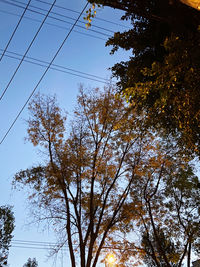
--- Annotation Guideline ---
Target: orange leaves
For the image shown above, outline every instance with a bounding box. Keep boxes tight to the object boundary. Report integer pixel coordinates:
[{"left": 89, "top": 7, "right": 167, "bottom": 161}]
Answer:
[
  {"left": 27, "top": 93, "right": 66, "bottom": 148},
  {"left": 13, "top": 84, "right": 200, "bottom": 267}
]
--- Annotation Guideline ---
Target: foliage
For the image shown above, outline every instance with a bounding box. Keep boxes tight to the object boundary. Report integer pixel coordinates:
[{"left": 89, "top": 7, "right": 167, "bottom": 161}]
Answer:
[
  {"left": 84, "top": 3, "right": 100, "bottom": 28},
  {"left": 88, "top": 0, "right": 200, "bottom": 156},
  {"left": 13, "top": 86, "right": 155, "bottom": 267},
  {"left": 141, "top": 229, "right": 179, "bottom": 267},
  {"left": 23, "top": 258, "right": 38, "bottom": 267},
  {"left": 113, "top": 148, "right": 200, "bottom": 266},
  {"left": 0, "top": 206, "right": 15, "bottom": 266},
  {"left": 13, "top": 86, "right": 200, "bottom": 266}
]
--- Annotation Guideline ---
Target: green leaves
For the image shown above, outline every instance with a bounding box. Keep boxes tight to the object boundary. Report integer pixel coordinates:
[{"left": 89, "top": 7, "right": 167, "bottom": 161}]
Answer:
[
  {"left": 90, "top": 0, "right": 200, "bottom": 157},
  {"left": 0, "top": 206, "right": 15, "bottom": 266}
]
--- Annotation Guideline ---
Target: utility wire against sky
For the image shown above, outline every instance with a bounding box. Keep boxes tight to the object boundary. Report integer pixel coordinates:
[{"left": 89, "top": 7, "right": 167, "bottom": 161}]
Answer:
[
  {"left": 0, "top": 1, "right": 89, "bottom": 145},
  {"left": 0, "top": 0, "right": 31, "bottom": 62},
  {"left": 0, "top": 0, "right": 56, "bottom": 101},
  {"left": 3, "top": 0, "right": 115, "bottom": 34},
  {"left": 0, "top": 0, "right": 112, "bottom": 38},
  {"left": 0, "top": 49, "right": 110, "bottom": 83},
  {"left": 11, "top": 240, "right": 137, "bottom": 251},
  {"left": 34, "top": 0, "right": 130, "bottom": 29},
  {"left": 0, "top": 9, "right": 107, "bottom": 41},
  {"left": 0, "top": 0, "right": 130, "bottom": 29}
]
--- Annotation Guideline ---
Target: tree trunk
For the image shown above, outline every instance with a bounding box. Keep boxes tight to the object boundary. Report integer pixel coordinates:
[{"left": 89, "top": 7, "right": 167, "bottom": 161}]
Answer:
[{"left": 187, "top": 242, "right": 191, "bottom": 267}]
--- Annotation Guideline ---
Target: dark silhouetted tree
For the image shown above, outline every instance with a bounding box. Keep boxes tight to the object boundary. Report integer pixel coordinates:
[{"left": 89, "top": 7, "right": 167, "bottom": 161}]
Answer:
[
  {"left": 87, "top": 0, "right": 200, "bottom": 156},
  {"left": 0, "top": 206, "right": 15, "bottom": 266},
  {"left": 23, "top": 258, "right": 38, "bottom": 267}
]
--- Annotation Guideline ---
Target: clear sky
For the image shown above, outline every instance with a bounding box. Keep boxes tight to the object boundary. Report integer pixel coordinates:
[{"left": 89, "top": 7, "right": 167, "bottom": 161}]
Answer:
[{"left": 0, "top": 0, "right": 131, "bottom": 266}]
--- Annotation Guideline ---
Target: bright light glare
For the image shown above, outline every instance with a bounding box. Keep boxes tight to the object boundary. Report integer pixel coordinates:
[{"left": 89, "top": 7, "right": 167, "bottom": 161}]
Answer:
[{"left": 106, "top": 254, "right": 116, "bottom": 263}]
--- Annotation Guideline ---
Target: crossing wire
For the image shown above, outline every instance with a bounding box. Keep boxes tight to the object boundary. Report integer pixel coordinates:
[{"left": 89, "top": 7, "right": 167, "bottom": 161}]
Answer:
[
  {"left": 4, "top": 0, "right": 115, "bottom": 34},
  {"left": 0, "top": 2, "right": 89, "bottom": 145},
  {"left": 0, "top": 9, "right": 107, "bottom": 41},
  {"left": 0, "top": 0, "right": 31, "bottom": 62},
  {"left": 0, "top": 0, "right": 130, "bottom": 29},
  {"left": 34, "top": 0, "right": 130, "bottom": 29},
  {"left": 0, "top": 49, "right": 110, "bottom": 83},
  {"left": 0, "top": 0, "right": 56, "bottom": 101},
  {"left": 0, "top": 0, "right": 112, "bottom": 38}
]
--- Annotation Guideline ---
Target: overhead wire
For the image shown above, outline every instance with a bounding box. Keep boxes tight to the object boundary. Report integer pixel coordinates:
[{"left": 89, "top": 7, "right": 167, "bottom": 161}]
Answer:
[
  {"left": 5, "top": 0, "right": 115, "bottom": 34},
  {"left": 0, "top": 0, "right": 31, "bottom": 62},
  {"left": 11, "top": 240, "right": 137, "bottom": 252},
  {"left": 11, "top": 240, "right": 68, "bottom": 250},
  {"left": 0, "top": 0, "right": 56, "bottom": 101},
  {"left": 13, "top": 239, "right": 63, "bottom": 245},
  {"left": 0, "top": 9, "right": 107, "bottom": 41},
  {"left": 1, "top": 0, "right": 130, "bottom": 29},
  {"left": 33, "top": 0, "right": 130, "bottom": 29},
  {"left": 0, "top": 48, "right": 110, "bottom": 83},
  {"left": 0, "top": 2, "right": 89, "bottom": 145},
  {"left": 0, "top": 0, "right": 113, "bottom": 38}
]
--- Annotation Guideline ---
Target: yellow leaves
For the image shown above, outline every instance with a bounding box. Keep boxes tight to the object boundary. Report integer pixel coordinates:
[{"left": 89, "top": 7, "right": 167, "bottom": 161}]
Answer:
[
  {"left": 27, "top": 94, "right": 66, "bottom": 149},
  {"left": 84, "top": 3, "right": 101, "bottom": 28}
]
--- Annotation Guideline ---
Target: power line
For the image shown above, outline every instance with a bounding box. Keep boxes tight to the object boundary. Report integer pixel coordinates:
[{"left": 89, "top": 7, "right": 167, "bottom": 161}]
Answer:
[
  {"left": 0, "top": 0, "right": 56, "bottom": 101},
  {"left": 0, "top": 49, "right": 110, "bottom": 83},
  {"left": 11, "top": 240, "right": 138, "bottom": 252},
  {"left": 11, "top": 245, "right": 68, "bottom": 250},
  {"left": 0, "top": 0, "right": 31, "bottom": 62},
  {"left": 6, "top": 0, "right": 115, "bottom": 34},
  {"left": 0, "top": 0, "right": 112, "bottom": 38},
  {"left": 11, "top": 240, "right": 68, "bottom": 250},
  {"left": 0, "top": 2, "right": 89, "bottom": 145},
  {"left": 28, "top": 0, "right": 131, "bottom": 29},
  {"left": 0, "top": 9, "right": 107, "bottom": 41},
  {"left": 13, "top": 239, "right": 62, "bottom": 245}
]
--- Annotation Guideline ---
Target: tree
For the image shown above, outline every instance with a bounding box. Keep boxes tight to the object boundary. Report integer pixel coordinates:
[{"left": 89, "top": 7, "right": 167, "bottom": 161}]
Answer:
[
  {"left": 13, "top": 86, "right": 200, "bottom": 267},
  {"left": 23, "top": 258, "right": 38, "bottom": 267},
  {"left": 0, "top": 206, "right": 15, "bottom": 266},
  {"left": 141, "top": 229, "right": 179, "bottom": 267},
  {"left": 112, "top": 147, "right": 200, "bottom": 267},
  {"left": 87, "top": 0, "right": 200, "bottom": 156},
  {"left": 13, "top": 86, "right": 156, "bottom": 267}
]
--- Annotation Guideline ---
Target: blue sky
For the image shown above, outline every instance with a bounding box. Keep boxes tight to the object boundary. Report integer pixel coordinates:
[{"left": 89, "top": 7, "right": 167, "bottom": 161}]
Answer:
[{"left": 0, "top": 0, "right": 132, "bottom": 266}]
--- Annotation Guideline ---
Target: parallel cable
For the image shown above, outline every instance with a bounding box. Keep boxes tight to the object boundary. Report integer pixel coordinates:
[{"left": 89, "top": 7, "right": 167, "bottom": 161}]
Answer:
[
  {"left": 0, "top": 0, "right": 56, "bottom": 101},
  {"left": 0, "top": 9, "right": 107, "bottom": 41},
  {"left": 0, "top": 50, "right": 109, "bottom": 84},
  {"left": 11, "top": 240, "right": 137, "bottom": 251},
  {"left": 0, "top": 2, "right": 89, "bottom": 145},
  {"left": 12, "top": 239, "right": 61, "bottom": 245},
  {"left": 0, "top": 0, "right": 31, "bottom": 62},
  {"left": 11, "top": 245, "right": 68, "bottom": 250},
  {"left": 0, "top": 0, "right": 130, "bottom": 29},
  {"left": 4, "top": 0, "right": 115, "bottom": 34},
  {"left": 0, "top": 0, "right": 112, "bottom": 38},
  {"left": 11, "top": 240, "right": 68, "bottom": 250},
  {"left": 0, "top": 49, "right": 110, "bottom": 83},
  {"left": 33, "top": 0, "right": 130, "bottom": 29}
]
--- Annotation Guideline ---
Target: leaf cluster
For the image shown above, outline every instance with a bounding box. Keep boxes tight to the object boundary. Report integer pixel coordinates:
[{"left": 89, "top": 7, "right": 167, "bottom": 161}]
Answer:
[
  {"left": 13, "top": 86, "right": 200, "bottom": 266},
  {"left": 88, "top": 0, "right": 200, "bottom": 156},
  {"left": 0, "top": 206, "right": 15, "bottom": 266}
]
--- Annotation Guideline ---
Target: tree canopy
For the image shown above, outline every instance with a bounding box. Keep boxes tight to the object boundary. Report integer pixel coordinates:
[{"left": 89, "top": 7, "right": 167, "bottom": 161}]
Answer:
[
  {"left": 23, "top": 258, "right": 38, "bottom": 267},
  {"left": 128, "top": 158, "right": 200, "bottom": 267},
  {"left": 97, "top": 131, "right": 200, "bottom": 266},
  {"left": 14, "top": 87, "right": 149, "bottom": 267},
  {"left": 0, "top": 206, "right": 15, "bottom": 266},
  {"left": 87, "top": 0, "right": 200, "bottom": 156},
  {"left": 13, "top": 86, "right": 200, "bottom": 266}
]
